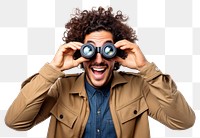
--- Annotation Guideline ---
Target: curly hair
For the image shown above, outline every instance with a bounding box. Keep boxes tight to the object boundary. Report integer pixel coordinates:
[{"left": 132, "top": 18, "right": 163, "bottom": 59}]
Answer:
[{"left": 63, "top": 6, "right": 137, "bottom": 70}]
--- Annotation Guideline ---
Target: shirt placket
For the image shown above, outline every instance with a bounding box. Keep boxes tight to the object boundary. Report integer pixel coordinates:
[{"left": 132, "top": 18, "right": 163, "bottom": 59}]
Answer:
[{"left": 96, "top": 90, "right": 103, "bottom": 138}]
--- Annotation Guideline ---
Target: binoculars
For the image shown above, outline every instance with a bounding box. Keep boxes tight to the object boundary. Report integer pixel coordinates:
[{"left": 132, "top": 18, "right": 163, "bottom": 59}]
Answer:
[{"left": 73, "top": 43, "right": 127, "bottom": 60}]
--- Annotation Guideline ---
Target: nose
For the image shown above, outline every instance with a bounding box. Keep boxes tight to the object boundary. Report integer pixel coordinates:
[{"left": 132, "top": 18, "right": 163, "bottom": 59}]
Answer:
[{"left": 94, "top": 53, "right": 103, "bottom": 63}]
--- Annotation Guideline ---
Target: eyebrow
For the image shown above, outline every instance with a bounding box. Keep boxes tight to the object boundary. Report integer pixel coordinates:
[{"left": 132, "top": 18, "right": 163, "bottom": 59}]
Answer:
[
  {"left": 85, "top": 40, "right": 113, "bottom": 45},
  {"left": 85, "top": 40, "right": 95, "bottom": 44}
]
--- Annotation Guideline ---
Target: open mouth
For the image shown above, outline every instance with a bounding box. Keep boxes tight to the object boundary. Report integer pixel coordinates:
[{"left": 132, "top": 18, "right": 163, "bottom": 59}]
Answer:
[{"left": 91, "top": 67, "right": 106, "bottom": 75}]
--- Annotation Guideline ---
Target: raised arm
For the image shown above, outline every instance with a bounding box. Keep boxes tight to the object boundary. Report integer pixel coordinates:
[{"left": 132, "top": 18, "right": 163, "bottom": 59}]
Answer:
[
  {"left": 140, "top": 63, "right": 195, "bottom": 129},
  {"left": 114, "top": 39, "right": 195, "bottom": 129},
  {"left": 5, "top": 42, "right": 87, "bottom": 130},
  {"left": 5, "top": 64, "right": 64, "bottom": 130}
]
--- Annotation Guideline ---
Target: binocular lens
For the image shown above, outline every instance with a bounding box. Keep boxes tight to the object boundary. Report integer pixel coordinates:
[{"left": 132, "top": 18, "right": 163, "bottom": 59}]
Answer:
[
  {"left": 104, "top": 46, "right": 114, "bottom": 56},
  {"left": 80, "top": 44, "right": 95, "bottom": 59},
  {"left": 102, "top": 44, "right": 117, "bottom": 59},
  {"left": 83, "top": 46, "right": 93, "bottom": 56}
]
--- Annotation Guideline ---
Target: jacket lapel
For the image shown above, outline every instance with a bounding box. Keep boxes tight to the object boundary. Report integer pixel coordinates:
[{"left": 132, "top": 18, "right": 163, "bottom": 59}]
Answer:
[
  {"left": 68, "top": 71, "right": 128, "bottom": 96},
  {"left": 111, "top": 71, "right": 128, "bottom": 89},
  {"left": 69, "top": 73, "right": 87, "bottom": 98}
]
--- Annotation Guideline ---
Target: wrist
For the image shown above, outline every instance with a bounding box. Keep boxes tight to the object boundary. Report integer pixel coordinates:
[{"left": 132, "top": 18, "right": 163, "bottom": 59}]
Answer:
[
  {"left": 39, "top": 63, "right": 65, "bottom": 83},
  {"left": 139, "top": 62, "right": 162, "bottom": 81},
  {"left": 49, "top": 62, "right": 63, "bottom": 72},
  {"left": 137, "top": 61, "right": 150, "bottom": 71}
]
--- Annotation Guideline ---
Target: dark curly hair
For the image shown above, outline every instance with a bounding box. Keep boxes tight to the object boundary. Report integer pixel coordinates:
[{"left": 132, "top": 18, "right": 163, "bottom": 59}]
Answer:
[{"left": 63, "top": 6, "right": 137, "bottom": 70}]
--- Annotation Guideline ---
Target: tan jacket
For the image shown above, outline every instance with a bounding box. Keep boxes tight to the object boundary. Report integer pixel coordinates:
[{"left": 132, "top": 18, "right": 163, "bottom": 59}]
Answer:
[{"left": 5, "top": 63, "right": 195, "bottom": 138}]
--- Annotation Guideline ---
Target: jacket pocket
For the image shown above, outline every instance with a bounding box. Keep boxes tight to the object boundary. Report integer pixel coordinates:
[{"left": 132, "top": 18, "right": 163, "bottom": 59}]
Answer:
[
  {"left": 117, "top": 96, "right": 148, "bottom": 124},
  {"left": 50, "top": 102, "right": 78, "bottom": 128}
]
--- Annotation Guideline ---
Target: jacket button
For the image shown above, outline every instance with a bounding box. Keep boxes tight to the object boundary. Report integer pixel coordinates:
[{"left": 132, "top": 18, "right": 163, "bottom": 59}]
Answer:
[
  {"left": 59, "top": 114, "right": 63, "bottom": 119},
  {"left": 133, "top": 110, "right": 137, "bottom": 115}
]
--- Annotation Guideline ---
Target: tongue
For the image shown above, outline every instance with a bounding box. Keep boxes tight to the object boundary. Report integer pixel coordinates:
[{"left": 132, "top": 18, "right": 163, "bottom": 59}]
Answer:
[{"left": 93, "top": 70, "right": 103, "bottom": 75}]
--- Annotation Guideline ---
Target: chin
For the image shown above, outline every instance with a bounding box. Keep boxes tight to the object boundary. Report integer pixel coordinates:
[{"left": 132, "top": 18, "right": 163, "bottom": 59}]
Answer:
[{"left": 91, "top": 80, "right": 106, "bottom": 88}]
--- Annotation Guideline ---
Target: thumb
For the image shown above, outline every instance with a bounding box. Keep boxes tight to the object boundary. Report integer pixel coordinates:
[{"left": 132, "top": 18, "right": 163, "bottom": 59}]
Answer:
[
  {"left": 114, "top": 56, "right": 124, "bottom": 65},
  {"left": 75, "top": 57, "right": 89, "bottom": 66}
]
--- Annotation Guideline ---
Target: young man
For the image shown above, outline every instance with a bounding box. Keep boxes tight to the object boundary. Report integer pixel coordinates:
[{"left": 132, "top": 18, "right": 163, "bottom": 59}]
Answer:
[{"left": 5, "top": 7, "right": 195, "bottom": 138}]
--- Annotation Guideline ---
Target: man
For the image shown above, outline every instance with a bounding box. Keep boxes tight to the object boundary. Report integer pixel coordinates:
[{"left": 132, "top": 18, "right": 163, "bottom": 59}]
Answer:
[{"left": 5, "top": 6, "right": 195, "bottom": 138}]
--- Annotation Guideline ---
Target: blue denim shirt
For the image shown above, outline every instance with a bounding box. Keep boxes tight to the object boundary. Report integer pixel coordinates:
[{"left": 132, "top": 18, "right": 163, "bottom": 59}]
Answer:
[{"left": 83, "top": 79, "right": 116, "bottom": 138}]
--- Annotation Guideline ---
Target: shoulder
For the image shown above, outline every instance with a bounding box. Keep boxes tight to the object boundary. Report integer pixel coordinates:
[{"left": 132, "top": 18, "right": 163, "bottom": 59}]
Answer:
[
  {"left": 54, "top": 73, "right": 84, "bottom": 91},
  {"left": 59, "top": 73, "right": 83, "bottom": 83},
  {"left": 114, "top": 71, "right": 144, "bottom": 84},
  {"left": 64, "top": 73, "right": 82, "bottom": 78},
  {"left": 118, "top": 71, "right": 141, "bottom": 78}
]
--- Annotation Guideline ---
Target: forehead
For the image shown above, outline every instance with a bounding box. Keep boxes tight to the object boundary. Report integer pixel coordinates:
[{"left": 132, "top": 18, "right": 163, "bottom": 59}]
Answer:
[{"left": 84, "top": 31, "right": 113, "bottom": 45}]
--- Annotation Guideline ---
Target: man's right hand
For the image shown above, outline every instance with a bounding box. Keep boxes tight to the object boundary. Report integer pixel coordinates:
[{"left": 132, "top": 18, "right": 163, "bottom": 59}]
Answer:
[{"left": 50, "top": 42, "right": 89, "bottom": 71}]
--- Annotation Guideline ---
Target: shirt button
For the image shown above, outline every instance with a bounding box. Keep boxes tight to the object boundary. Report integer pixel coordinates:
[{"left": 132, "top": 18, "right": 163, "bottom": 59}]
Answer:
[
  {"left": 97, "top": 110, "right": 101, "bottom": 114},
  {"left": 97, "top": 129, "right": 100, "bottom": 133}
]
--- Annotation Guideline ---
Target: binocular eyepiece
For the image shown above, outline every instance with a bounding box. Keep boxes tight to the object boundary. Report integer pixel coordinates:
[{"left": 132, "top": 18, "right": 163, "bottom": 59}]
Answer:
[{"left": 73, "top": 43, "right": 127, "bottom": 60}]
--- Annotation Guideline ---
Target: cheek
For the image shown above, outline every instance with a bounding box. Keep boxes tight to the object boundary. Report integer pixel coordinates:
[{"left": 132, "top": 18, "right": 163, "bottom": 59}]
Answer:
[
  {"left": 82, "top": 62, "right": 89, "bottom": 69},
  {"left": 108, "top": 61, "right": 115, "bottom": 70}
]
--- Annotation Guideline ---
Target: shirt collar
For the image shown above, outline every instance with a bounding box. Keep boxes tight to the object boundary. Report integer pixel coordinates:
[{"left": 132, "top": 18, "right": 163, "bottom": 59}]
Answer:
[
  {"left": 69, "top": 71, "right": 128, "bottom": 96},
  {"left": 85, "top": 76, "right": 111, "bottom": 99}
]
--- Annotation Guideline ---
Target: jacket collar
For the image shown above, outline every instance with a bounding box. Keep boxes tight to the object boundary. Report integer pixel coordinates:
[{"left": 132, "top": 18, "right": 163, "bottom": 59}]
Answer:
[
  {"left": 69, "top": 73, "right": 87, "bottom": 97},
  {"left": 111, "top": 71, "right": 128, "bottom": 89},
  {"left": 69, "top": 71, "right": 128, "bottom": 97}
]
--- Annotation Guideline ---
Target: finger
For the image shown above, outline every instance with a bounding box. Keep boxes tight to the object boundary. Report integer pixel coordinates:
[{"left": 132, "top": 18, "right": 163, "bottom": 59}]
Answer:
[
  {"left": 120, "top": 44, "right": 140, "bottom": 53},
  {"left": 69, "top": 42, "right": 83, "bottom": 50},
  {"left": 62, "top": 42, "right": 83, "bottom": 50},
  {"left": 113, "top": 56, "right": 125, "bottom": 65},
  {"left": 114, "top": 40, "right": 126, "bottom": 48},
  {"left": 74, "top": 57, "right": 89, "bottom": 66},
  {"left": 119, "top": 45, "right": 131, "bottom": 50},
  {"left": 115, "top": 40, "right": 138, "bottom": 49},
  {"left": 60, "top": 44, "right": 80, "bottom": 54}
]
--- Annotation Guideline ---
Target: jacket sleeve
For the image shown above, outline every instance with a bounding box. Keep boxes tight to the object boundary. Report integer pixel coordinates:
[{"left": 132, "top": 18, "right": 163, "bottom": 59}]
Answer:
[
  {"left": 5, "top": 63, "right": 65, "bottom": 131},
  {"left": 140, "top": 62, "right": 195, "bottom": 130}
]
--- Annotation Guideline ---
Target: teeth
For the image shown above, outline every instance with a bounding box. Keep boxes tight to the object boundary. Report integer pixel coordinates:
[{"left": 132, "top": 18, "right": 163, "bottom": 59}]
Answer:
[{"left": 93, "top": 68, "right": 105, "bottom": 71}]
